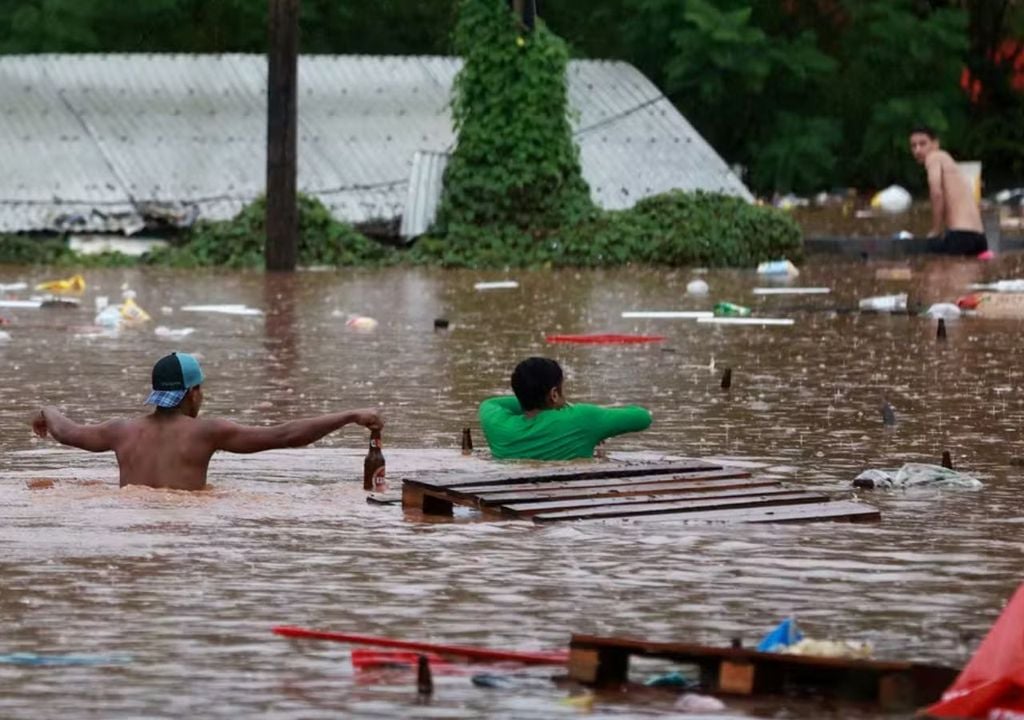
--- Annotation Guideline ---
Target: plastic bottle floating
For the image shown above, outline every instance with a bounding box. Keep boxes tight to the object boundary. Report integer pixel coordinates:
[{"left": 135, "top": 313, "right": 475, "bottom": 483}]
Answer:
[
  {"left": 713, "top": 302, "right": 751, "bottom": 317},
  {"left": 35, "top": 274, "right": 86, "bottom": 294}
]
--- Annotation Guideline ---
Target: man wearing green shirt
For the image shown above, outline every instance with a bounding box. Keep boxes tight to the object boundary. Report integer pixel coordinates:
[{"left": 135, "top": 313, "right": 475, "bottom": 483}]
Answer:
[{"left": 479, "top": 357, "right": 652, "bottom": 460}]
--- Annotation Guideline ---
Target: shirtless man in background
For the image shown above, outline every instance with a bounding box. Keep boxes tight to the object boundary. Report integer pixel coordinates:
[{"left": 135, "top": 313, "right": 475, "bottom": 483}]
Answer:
[
  {"left": 31, "top": 352, "right": 383, "bottom": 491},
  {"left": 909, "top": 126, "right": 987, "bottom": 255}
]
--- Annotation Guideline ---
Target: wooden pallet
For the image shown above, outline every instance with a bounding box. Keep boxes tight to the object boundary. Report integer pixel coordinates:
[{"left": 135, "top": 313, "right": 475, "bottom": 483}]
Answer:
[
  {"left": 400, "top": 459, "right": 880, "bottom": 524},
  {"left": 568, "top": 634, "right": 958, "bottom": 711}
]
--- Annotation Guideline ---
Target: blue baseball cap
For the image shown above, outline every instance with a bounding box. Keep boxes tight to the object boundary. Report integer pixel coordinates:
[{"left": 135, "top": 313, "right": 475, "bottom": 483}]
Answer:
[{"left": 145, "top": 352, "right": 205, "bottom": 408}]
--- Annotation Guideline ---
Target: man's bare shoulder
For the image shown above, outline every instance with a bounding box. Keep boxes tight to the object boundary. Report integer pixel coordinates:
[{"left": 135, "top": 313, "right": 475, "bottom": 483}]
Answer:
[{"left": 926, "top": 150, "right": 955, "bottom": 168}]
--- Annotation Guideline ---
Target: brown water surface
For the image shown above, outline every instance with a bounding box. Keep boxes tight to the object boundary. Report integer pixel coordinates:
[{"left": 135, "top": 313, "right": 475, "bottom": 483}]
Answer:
[{"left": 1, "top": 257, "right": 1023, "bottom": 718}]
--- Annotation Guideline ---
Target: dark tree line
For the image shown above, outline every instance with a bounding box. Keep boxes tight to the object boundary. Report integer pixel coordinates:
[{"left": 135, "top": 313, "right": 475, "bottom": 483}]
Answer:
[{"left": 1, "top": 0, "right": 1020, "bottom": 193}]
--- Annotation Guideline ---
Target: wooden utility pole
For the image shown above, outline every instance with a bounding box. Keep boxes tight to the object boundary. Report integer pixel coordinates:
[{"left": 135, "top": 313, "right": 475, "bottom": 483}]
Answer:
[
  {"left": 508, "top": 0, "right": 536, "bottom": 29},
  {"left": 265, "top": 0, "right": 300, "bottom": 271}
]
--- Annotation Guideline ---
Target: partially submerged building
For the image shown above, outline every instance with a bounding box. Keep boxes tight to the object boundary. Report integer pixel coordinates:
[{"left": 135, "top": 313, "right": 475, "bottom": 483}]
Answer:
[{"left": 0, "top": 54, "right": 750, "bottom": 238}]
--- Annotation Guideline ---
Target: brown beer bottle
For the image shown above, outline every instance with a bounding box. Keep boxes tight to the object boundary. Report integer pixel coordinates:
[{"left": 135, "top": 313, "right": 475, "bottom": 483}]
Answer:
[
  {"left": 363, "top": 429, "right": 386, "bottom": 491},
  {"left": 461, "top": 427, "right": 473, "bottom": 455}
]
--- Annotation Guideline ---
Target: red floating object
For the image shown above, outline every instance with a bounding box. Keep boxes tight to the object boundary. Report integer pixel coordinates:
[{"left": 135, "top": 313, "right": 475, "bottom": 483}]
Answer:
[
  {"left": 350, "top": 649, "right": 448, "bottom": 670},
  {"left": 545, "top": 333, "right": 665, "bottom": 345},
  {"left": 272, "top": 626, "right": 568, "bottom": 665}
]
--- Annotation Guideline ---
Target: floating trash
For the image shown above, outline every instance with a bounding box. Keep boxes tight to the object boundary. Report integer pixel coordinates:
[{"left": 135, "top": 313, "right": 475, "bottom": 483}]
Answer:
[
  {"left": 675, "top": 693, "right": 727, "bottom": 712},
  {"left": 752, "top": 287, "right": 831, "bottom": 295},
  {"left": 686, "top": 279, "right": 709, "bottom": 295},
  {"left": 713, "top": 302, "right": 751, "bottom": 317},
  {"left": 859, "top": 293, "right": 907, "bottom": 313},
  {"left": 925, "top": 303, "right": 962, "bottom": 320},
  {"left": 756, "top": 259, "right": 799, "bottom": 277},
  {"left": 346, "top": 316, "right": 379, "bottom": 331},
  {"left": 0, "top": 652, "right": 132, "bottom": 667},
  {"left": 852, "top": 463, "right": 982, "bottom": 490},
  {"left": 474, "top": 280, "right": 519, "bottom": 291},
  {"left": 969, "top": 279, "right": 1024, "bottom": 293},
  {"left": 699, "top": 317, "right": 795, "bottom": 326},
  {"left": 0, "top": 300, "right": 42, "bottom": 309},
  {"left": 154, "top": 326, "right": 195, "bottom": 339},
  {"left": 180, "top": 304, "right": 262, "bottom": 316},
  {"left": 621, "top": 311, "right": 713, "bottom": 319},
  {"left": 0, "top": 330, "right": 10, "bottom": 342},
  {"left": 871, "top": 185, "right": 912, "bottom": 214},
  {"left": 35, "top": 274, "right": 85, "bottom": 294},
  {"left": 0, "top": 282, "right": 28, "bottom": 292}
]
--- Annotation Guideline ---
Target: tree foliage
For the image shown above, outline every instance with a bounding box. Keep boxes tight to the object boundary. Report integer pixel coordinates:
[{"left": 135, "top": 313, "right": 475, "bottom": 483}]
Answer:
[
  {"left": 434, "top": 0, "right": 595, "bottom": 234},
  {"left": 0, "top": 0, "right": 1020, "bottom": 192}
]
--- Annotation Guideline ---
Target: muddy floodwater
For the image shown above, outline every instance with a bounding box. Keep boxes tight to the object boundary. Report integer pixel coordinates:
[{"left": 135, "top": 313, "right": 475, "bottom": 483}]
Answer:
[{"left": 2, "top": 256, "right": 1023, "bottom": 719}]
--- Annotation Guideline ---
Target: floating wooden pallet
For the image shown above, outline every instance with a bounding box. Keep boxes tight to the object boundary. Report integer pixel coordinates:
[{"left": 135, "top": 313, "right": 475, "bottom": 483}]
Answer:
[
  {"left": 568, "top": 634, "right": 958, "bottom": 711},
  {"left": 400, "top": 459, "right": 880, "bottom": 524}
]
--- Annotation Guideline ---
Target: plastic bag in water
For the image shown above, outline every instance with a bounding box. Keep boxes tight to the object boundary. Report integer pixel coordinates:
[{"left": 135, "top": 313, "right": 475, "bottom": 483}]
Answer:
[{"left": 853, "top": 463, "right": 982, "bottom": 490}]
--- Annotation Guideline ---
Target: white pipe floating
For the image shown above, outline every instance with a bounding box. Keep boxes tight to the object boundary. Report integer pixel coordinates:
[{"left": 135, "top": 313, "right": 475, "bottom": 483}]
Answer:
[
  {"left": 0, "top": 300, "right": 42, "bottom": 309},
  {"left": 752, "top": 287, "right": 831, "bottom": 295},
  {"left": 698, "top": 317, "right": 795, "bottom": 326},
  {"left": 474, "top": 280, "right": 519, "bottom": 290},
  {"left": 180, "top": 304, "right": 263, "bottom": 316},
  {"left": 621, "top": 311, "right": 714, "bottom": 319}
]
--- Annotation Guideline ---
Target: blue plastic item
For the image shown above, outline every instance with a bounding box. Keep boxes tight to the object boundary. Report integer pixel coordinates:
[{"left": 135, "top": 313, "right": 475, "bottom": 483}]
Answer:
[{"left": 756, "top": 618, "right": 803, "bottom": 653}]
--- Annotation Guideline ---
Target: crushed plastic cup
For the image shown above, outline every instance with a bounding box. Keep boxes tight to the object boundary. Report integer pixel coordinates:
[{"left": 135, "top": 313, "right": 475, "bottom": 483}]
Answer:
[{"left": 858, "top": 293, "right": 907, "bottom": 313}]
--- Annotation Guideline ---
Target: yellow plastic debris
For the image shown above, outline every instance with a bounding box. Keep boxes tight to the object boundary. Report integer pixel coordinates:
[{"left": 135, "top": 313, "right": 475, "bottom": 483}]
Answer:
[
  {"left": 35, "top": 274, "right": 86, "bottom": 294},
  {"left": 119, "top": 296, "right": 151, "bottom": 325}
]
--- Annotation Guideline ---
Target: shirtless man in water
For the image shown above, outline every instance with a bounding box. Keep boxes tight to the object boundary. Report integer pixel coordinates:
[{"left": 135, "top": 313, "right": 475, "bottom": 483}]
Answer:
[
  {"left": 909, "top": 125, "right": 987, "bottom": 255},
  {"left": 31, "top": 352, "right": 383, "bottom": 491}
]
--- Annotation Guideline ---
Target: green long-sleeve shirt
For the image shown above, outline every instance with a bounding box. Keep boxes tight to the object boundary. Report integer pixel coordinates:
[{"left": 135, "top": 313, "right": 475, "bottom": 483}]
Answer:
[{"left": 478, "top": 396, "right": 652, "bottom": 460}]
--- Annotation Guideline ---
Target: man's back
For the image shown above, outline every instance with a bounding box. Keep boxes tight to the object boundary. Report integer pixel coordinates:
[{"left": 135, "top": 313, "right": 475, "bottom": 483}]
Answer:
[
  {"left": 479, "top": 396, "right": 651, "bottom": 460},
  {"left": 928, "top": 149, "right": 983, "bottom": 232},
  {"left": 112, "top": 414, "right": 217, "bottom": 490}
]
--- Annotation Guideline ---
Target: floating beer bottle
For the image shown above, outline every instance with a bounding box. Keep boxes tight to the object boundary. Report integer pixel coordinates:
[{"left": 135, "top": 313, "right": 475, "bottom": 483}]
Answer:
[
  {"left": 461, "top": 427, "right": 473, "bottom": 455},
  {"left": 363, "top": 429, "right": 386, "bottom": 491}
]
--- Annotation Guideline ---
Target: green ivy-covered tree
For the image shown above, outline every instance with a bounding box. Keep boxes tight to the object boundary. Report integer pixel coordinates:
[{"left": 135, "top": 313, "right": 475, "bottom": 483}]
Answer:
[{"left": 433, "top": 0, "right": 595, "bottom": 236}]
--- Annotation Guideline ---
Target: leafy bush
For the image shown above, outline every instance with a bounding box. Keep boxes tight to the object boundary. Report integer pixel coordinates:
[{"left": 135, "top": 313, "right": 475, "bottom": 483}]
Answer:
[
  {"left": 435, "top": 0, "right": 596, "bottom": 234},
  {"left": 0, "top": 235, "right": 138, "bottom": 267},
  {"left": 412, "top": 190, "right": 802, "bottom": 268},
  {"left": 146, "top": 194, "right": 395, "bottom": 268}
]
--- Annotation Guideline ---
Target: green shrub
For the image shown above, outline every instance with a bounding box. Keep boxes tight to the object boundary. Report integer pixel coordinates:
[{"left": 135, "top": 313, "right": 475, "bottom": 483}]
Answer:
[
  {"left": 435, "top": 0, "right": 596, "bottom": 235},
  {"left": 145, "top": 194, "right": 395, "bottom": 268},
  {"left": 412, "top": 190, "right": 802, "bottom": 268}
]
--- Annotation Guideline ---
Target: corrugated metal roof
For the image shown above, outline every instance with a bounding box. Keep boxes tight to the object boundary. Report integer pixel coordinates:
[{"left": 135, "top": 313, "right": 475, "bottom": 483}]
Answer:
[{"left": 0, "top": 54, "right": 749, "bottom": 235}]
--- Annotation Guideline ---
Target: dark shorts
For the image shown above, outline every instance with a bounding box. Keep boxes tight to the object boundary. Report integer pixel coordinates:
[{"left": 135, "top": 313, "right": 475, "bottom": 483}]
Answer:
[{"left": 927, "top": 230, "right": 988, "bottom": 256}]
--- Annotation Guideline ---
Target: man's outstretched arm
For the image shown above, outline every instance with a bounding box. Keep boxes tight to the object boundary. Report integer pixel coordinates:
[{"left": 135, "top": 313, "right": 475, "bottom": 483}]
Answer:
[
  {"left": 207, "top": 408, "right": 384, "bottom": 454},
  {"left": 31, "top": 406, "right": 122, "bottom": 452}
]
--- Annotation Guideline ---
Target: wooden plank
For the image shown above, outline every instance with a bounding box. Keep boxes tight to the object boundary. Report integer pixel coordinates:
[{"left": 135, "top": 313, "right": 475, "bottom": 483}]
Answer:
[
  {"left": 536, "top": 500, "right": 880, "bottom": 525},
  {"left": 502, "top": 486, "right": 813, "bottom": 516},
  {"left": 530, "top": 491, "right": 827, "bottom": 522},
  {"left": 450, "top": 468, "right": 750, "bottom": 496},
  {"left": 568, "top": 635, "right": 958, "bottom": 705},
  {"left": 475, "top": 476, "right": 777, "bottom": 506},
  {"left": 402, "top": 460, "right": 722, "bottom": 490}
]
